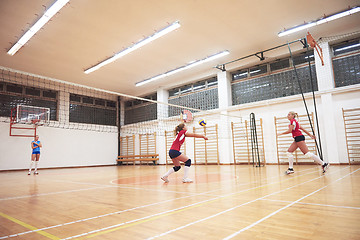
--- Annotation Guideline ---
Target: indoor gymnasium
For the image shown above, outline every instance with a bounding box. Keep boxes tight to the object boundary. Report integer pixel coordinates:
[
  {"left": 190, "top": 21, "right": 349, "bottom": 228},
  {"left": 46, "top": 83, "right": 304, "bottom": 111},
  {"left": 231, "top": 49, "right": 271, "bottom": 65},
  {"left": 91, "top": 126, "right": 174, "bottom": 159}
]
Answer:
[{"left": 0, "top": 0, "right": 360, "bottom": 239}]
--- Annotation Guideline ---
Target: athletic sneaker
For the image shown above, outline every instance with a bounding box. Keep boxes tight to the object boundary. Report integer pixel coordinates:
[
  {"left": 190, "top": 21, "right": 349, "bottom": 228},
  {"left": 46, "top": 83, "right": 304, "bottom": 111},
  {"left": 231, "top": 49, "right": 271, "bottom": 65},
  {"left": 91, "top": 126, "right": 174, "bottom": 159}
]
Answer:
[
  {"left": 34, "top": 171, "right": 39, "bottom": 175},
  {"left": 322, "top": 163, "right": 329, "bottom": 173},
  {"left": 182, "top": 178, "right": 193, "bottom": 183},
  {"left": 286, "top": 168, "right": 294, "bottom": 175},
  {"left": 161, "top": 176, "right": 169, "bottom": 183}
]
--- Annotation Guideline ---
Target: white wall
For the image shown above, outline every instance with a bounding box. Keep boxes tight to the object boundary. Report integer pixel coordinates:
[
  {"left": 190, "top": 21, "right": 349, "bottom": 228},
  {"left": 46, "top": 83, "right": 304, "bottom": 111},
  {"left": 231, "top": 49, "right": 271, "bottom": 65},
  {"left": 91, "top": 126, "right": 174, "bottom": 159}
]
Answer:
[
  {"left": 0, "top": 122, "right": 117, "bottom": 170},
  {"left": 120, "top": 83, "right": 359, "bottom": 165},
  {"left": 0, "top": 67, "right": 119, "bottom": 171},
  {"left": 224, "top": 86, "right": 360, "bottom": 164}
]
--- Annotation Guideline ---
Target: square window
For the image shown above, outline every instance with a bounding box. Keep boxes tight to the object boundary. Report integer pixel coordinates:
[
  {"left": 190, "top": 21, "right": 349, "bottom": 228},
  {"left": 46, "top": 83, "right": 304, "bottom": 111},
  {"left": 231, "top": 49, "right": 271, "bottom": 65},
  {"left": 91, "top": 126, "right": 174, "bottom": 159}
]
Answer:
[
  {"left": 43, "top": 90, "right": 57, "bottom": 99},
  {"left": 249, "top": 65, "right": 267, "bottom": 76},
  {"left": 25, "top": 87, "right": 41, "bottom": 96},
  {"left": 95, "top": 99, "right": 105, "bottom": 106},
  {"left": 82, "top": 96, "right": 94, "bottom": 104},
  {"left": 70, "top": 94, "right": 81, "bottom": 102},
  {"left": 232, "top": 69, "right": 248, "bottom": 80},
  {"left": 6, "top": 84, "right": 23, "bottom": 94},
  {"left": 107, "top": 101, "right": 116, "bottom": 108}
]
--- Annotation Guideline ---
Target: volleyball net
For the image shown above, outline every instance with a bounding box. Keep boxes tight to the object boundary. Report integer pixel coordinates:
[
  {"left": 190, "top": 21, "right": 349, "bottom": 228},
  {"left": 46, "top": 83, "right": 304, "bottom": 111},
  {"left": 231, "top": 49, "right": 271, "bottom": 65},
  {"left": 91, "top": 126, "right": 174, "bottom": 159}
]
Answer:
[{"left": 0, "top": 67, "right": 241, "bottom": 136}]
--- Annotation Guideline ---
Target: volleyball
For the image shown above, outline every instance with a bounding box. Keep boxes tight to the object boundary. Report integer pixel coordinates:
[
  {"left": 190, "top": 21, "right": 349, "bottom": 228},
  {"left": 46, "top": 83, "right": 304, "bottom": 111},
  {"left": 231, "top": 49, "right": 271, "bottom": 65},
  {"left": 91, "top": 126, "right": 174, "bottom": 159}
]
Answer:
[{"left": 198, "top": 119, "right": 206, "bottom": 126}]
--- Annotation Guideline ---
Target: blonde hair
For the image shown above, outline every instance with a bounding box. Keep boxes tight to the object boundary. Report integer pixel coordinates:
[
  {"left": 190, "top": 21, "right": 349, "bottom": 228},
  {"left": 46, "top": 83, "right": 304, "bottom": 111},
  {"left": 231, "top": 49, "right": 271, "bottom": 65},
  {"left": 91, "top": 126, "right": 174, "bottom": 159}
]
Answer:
[
  {"left": 289, "top": 111, "right": 298, "bottom": 119},
  {"left": 174, "top": 123, "right": 185, "bottom": 136}
]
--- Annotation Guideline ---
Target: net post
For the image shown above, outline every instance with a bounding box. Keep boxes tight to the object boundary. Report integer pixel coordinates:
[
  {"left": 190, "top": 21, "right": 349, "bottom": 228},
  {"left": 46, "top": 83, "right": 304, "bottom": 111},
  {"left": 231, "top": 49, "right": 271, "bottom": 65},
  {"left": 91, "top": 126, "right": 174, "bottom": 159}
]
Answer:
[
  {"left": 305, "top": 32, "right": 324, "bottom": 160},
  {"left": 287, "top": 39, "right": 323, "bottom": 160}
]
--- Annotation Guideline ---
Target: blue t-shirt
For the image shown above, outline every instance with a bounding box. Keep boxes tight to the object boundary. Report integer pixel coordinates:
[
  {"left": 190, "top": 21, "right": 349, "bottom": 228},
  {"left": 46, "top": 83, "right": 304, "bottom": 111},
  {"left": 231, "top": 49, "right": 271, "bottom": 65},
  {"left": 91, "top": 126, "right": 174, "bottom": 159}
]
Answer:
[{"left": 32, "top": 141, "right": 41, "bottom": 154}]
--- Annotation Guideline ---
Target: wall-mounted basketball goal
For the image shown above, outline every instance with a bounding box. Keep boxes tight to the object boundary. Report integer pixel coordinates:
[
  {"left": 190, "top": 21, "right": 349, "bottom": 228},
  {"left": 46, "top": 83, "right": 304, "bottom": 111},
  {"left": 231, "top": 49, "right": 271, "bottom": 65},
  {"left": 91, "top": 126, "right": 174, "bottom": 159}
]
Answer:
[{"left": 10, "top": 105, "right": 50, "bottom": 137}]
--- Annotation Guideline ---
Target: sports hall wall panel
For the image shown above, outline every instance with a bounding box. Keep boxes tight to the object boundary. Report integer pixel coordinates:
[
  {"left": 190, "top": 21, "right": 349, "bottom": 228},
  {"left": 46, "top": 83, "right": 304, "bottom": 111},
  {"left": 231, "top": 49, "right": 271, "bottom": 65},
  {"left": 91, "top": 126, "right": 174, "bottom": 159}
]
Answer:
[
  {"left": 0, "top": 122, "right": 117, "bottom": 170},
  {"left": 332, "top": 91, "right": 360, "bottom": 164},
  {"left": 0, "top": 68, "right": 118, "bottom": 170}
]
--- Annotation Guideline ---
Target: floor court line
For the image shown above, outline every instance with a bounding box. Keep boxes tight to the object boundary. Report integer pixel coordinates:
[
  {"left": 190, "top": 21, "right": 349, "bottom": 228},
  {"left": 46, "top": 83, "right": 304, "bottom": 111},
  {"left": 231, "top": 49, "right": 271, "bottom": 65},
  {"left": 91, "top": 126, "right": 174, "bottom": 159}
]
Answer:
[
  {"left": 0, "top": 166, "right": 321, "bottom": 239},
  {"left": 0, "top": 193, "right": 209, "bottom": 240},
  {"left": 66, "top": 167, "right": 343, "bottom": 239},
  {"left": 54, "top": 179, "right": 202, "bottom": 195},
  {"left": 57, "top": 165, "right": 317, "bottom": 195},
  {"left": 54, "top": 166, "right": 319, "bottom": 198},
  {"left": 261, "top": 198, "right": 360, "bottom": 210},
  {"left": 145, "top": 166, "right": 352, "bottom": 240},
  {"left": 0, "top": 212, "right": 61, "bottom": 240},
  {"left": 223, "top": 167, "right": 360, "bottom": 240},
  {"left": 0, "top": 185, "right": 115, "bottom": 201}
]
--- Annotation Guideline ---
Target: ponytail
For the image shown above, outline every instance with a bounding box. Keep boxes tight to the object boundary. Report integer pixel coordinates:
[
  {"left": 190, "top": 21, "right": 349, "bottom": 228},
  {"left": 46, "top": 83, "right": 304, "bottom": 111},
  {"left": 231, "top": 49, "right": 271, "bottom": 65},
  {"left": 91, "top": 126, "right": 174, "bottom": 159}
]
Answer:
[
  {"left": 174, "top": 123, "right": 185, "bottom": 136},
  {"left": 289, "top": 111, "right": 298, "bottom": 119}
]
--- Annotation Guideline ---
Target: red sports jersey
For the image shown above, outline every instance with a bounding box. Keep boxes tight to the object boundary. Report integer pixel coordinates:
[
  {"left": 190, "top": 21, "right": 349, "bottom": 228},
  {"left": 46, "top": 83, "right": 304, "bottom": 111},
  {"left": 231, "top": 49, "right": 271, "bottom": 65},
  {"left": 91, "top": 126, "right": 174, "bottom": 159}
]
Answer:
[
  {"left": 290, "top": 119, "right": 303, "bottom": 138},
  {"left": 170, "top": 130, "right": 187, "bottom": 151}
]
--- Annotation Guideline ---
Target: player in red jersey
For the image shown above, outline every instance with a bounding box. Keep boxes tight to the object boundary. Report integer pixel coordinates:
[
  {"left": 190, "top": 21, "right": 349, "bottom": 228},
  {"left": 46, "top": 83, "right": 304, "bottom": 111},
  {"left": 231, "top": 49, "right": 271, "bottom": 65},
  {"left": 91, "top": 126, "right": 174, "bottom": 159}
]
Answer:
[
  {"left": 278, "top": 111, "right": 329, "bottom": 174},
  {"left": 161, "top": 123, "right": 208, "bottom": 183}
]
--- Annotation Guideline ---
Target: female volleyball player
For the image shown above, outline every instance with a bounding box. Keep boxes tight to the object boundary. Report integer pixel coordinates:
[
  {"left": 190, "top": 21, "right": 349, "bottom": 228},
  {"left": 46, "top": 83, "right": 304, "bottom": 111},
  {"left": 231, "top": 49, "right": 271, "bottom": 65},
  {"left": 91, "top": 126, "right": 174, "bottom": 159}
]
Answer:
[
  {"left": 161, "top": 123, "right": 208, "bottom": 183},
  {"left": 28, "top": 135, "right": 42, "bottom": 175},
  {"left": 278, "top": 111, "right": 329, "bottom": 174}
]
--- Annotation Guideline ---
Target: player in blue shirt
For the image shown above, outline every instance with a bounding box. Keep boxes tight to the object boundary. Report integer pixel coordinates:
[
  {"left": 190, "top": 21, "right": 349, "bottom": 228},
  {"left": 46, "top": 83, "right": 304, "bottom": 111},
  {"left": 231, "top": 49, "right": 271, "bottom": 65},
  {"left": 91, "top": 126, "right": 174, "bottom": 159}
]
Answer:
[{"left": 29, "top": 135, "right": 42, "bottom": 175}]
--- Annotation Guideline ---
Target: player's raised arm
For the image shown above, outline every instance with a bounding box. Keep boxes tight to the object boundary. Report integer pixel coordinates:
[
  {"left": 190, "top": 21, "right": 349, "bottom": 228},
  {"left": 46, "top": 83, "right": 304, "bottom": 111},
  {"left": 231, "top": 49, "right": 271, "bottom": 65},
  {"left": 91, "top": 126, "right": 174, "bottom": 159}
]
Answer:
[{"left": 185, "top": 132, "right": 208, "bottom": 140}]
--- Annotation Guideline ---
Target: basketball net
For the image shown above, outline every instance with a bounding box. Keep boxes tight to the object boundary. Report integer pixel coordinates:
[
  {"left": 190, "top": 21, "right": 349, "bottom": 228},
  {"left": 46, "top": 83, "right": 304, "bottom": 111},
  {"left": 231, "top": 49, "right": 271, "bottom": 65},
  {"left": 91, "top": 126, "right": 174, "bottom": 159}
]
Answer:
[
  {"left": 306, "top": 32, "right": 324, "bottom": 66},
  {"left": 31, "top": 119, "right": 40, "bottom": 126},
  {"left": 181, "top": 110, "right": 193, "bottom": 123}
]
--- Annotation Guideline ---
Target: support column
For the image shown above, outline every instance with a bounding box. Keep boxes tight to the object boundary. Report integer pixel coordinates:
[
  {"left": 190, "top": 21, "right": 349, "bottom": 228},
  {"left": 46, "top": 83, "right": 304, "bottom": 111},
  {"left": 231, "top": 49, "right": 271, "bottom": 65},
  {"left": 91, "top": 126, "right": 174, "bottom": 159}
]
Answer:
[
  {"left": 217, "top": 71, "right": 232, "bottom": 109},
  {"left": 315, "top": 41, "right": 335, "bottom": 90},
  {"left": 58, "top": 90, "right": 69, "bottom": 128},
  {"left": 157, "top": 88, "right": 169, "bottom": 164},
  {"left": 157, "top": 88, "right": 169, "bottom": 119},
  {"left": 217, "top": 71, "right": 233, "bottom": 164},
  {"left": 315, "top": 41, "right": 339, "bottom": 164},
  {"left": 120, "top": 100, "right": 125, "bottom": 126}
]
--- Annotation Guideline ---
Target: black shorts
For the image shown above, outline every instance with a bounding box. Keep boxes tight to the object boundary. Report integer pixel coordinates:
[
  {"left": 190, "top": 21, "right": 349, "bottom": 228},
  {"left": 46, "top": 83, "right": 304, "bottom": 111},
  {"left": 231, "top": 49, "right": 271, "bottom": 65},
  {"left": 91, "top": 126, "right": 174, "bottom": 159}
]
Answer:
[
  {"left": 294, "top": 135, "right": 305, "bottom": 142},
  {"left": 169, "top": 149, "right": 181, "bottom": 159}
]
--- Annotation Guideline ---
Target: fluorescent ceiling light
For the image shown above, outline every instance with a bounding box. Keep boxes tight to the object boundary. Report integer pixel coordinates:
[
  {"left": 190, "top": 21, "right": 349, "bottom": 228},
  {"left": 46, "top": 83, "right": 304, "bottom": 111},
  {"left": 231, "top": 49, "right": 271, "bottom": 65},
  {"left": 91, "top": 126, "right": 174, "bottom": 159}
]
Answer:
[
  {"left": 135, "top": 51, "right": 230, "bottom": 87},
  {"left": 278, "top": 6, "right": 360, "bottom": 37},
  {"left": 236, "top": 72, "right": 248, "bottom": 77},
  {"left": 7, "top": 0, "right": 69, "bottom": 55},
  {"left": 249, "top": 69, "right": 261, "bottom": 75},
  {"left": 335, "top": 43, "right": 360, "bottom": 52},
  {"left": 84, "top": 21, "right": 181, "bottom": 74}
]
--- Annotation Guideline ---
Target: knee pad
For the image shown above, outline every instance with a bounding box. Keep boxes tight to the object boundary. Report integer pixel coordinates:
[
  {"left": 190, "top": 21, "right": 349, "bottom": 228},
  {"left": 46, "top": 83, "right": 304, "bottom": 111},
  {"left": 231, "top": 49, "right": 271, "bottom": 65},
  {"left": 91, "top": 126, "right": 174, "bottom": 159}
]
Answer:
[
  {"left": 305, "top": 152, "right": 313, "bottom": 159},
  {"left": 173, "top": 166, "right": 181, "bottom": 172},
  {"left": 185, "top": 159, "right": 191, "bottom": 167},
  {"left": 287, "top": 152, "right": 294, "bottom": 158}
]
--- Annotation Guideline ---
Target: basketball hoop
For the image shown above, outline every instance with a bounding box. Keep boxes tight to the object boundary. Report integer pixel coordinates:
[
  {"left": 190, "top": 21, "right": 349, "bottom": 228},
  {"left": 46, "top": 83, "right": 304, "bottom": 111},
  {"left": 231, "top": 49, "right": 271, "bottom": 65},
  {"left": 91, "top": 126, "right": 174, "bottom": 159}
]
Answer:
[
  {"left": 9, "top": 105, "right": 49, "bottom": 137},
  {"left": 180, "top": 110, "right": 193, "bottom": 123},
  {"left": 306, "top": 32, "right": 324, "bottom": 66}
]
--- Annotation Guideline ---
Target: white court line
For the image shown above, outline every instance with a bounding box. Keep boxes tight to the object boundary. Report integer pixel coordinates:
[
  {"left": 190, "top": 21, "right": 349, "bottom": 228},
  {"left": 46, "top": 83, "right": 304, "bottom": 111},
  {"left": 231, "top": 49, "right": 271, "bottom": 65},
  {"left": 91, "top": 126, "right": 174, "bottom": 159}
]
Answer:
[
  {"left": 223, "top": 167, "right": 360, "bottom": 240},
  {"left": 0, "top": 194, "right": 211, "bottom": 240},
  {"left": 62, "top": 167, "right": 334, "bottom": 240},
  {"left": 0, "top": 186, "right": 116, "bottom": 201},
  {"left": 146, "top": 166, "right": 351, "bottom": 240},
  {"left": 0, "top": 166, "right": 318, "bottom": 239},
  {"left": 54, "top": 179, "right": 204, "bottom": 195},
  {"left": 261, "top": 198, "right": 360, "bottom": 210}
]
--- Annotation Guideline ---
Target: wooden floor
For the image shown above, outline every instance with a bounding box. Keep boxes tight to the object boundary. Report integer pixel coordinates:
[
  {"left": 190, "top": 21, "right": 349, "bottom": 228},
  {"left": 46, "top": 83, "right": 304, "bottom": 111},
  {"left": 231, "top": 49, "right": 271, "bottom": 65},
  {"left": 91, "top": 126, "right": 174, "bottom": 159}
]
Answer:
[{"left": 0, "top": 165, "right": 359, "bottom": 240}]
